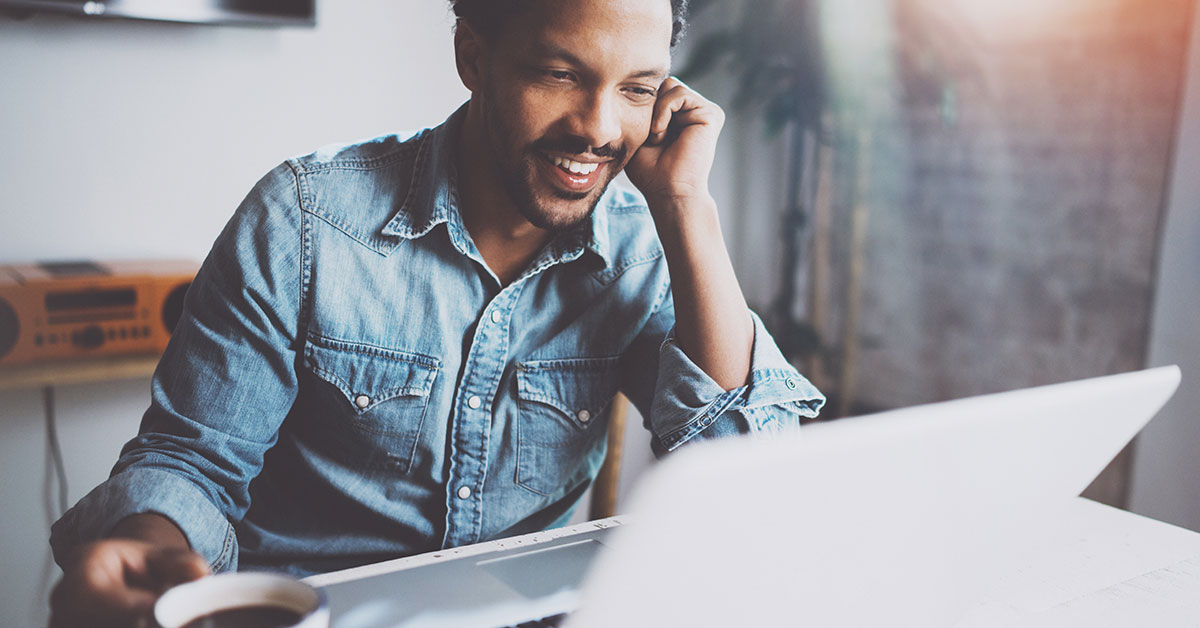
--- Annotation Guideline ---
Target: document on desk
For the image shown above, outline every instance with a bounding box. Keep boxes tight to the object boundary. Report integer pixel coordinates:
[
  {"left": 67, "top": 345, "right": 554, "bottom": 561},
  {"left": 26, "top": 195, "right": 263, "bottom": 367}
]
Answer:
[{"left": 955, "top": 498, "right": 1200, "bottom": 628}]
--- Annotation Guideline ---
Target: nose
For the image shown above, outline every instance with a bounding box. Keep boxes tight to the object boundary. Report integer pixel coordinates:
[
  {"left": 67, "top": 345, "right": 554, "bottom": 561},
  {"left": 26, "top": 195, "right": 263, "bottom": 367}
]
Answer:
[{"left": 566, "top": 91, "right": 623, "bottom": 155}]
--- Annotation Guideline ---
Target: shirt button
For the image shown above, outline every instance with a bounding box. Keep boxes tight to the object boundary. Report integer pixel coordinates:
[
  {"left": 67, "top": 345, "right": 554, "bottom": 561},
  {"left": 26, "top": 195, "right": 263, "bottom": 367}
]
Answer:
[
  {"left": 786, "top": 378, "right": 797, "bottom": 390},
  {"left": 468, "top": 395, "right": 482, "bottom": 409},
  {"left": 490, "top": 310, "right": 503, "bottom": 324},
  {"left": 457, "top": 486, "right": 472, "bottom": 499},
  {"left": 355, "top": 395, "right": 371, "bottom": 408},
  {"left": 577, "top": 409, "right": 591, "bottom": 424}
]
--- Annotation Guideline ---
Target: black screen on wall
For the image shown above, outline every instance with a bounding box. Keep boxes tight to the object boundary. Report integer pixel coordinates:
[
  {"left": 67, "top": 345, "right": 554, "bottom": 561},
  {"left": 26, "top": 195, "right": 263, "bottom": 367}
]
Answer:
[{"left": 0, "top": 0, "right": 315, "bottom": 27}]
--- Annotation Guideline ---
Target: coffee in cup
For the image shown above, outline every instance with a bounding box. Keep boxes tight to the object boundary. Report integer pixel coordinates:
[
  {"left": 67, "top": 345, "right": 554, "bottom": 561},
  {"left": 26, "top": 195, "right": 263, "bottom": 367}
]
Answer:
[{"left": 155, "top": 572, "right": 328, "bottom": 628}]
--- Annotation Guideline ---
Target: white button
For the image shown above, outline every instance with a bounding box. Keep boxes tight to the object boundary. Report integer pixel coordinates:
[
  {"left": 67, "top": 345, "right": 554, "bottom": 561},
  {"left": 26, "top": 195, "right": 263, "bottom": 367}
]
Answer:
[
  {"left": 355, "top": 395, "right": 371, "bottom": 408},
  {"left": 457, "top": 486, "right": 472, "bottom": 499},
  {"left": 490, "top": 310, "right": 503, "bottom": 324},
  {"left": 468, "top": 395, "right": 482, "bottom": 409},
  {"left": 577, "top": 409, "right": 591, "bottom": 424}
]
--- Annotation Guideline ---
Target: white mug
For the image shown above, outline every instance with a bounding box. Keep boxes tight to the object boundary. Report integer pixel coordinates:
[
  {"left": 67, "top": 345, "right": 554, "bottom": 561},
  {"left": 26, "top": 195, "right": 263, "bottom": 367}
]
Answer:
[{"left": 154, "top": 572, "right": 329, "bottom": 628}]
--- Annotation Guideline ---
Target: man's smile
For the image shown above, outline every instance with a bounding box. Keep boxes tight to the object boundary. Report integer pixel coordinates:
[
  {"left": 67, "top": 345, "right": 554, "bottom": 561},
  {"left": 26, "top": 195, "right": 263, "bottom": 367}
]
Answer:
[{"left": 537, "top": 151, "right": 611, "bottom": 193}]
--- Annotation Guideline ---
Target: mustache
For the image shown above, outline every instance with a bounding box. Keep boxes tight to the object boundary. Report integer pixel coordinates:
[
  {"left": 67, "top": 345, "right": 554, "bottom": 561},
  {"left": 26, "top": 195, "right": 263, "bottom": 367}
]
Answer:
[{"left": 532, "top": 137, "right": 627, "bottom": 162}]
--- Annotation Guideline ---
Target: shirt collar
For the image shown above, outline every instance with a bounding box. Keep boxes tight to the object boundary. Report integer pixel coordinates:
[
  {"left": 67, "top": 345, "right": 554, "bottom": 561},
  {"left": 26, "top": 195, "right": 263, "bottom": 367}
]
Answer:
[{"left": 381, "top": 103, "right": 614, "bottom": 270}]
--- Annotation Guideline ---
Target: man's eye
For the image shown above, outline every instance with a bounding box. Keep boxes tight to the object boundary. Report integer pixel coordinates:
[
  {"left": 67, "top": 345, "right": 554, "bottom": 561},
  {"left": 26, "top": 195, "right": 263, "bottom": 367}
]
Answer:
[
  {"left": 545, "top": 70, "right": 574, "bottom": 82},
  {"left": 624, "top": 87, "right": 658, "bottom": 101}
]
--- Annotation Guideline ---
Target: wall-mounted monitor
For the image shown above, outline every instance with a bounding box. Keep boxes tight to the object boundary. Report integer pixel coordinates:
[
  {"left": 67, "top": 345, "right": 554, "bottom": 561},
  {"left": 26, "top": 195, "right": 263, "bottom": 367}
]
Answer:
[{"left": 0, "top": 0, "right": 315, "bottom": 27}]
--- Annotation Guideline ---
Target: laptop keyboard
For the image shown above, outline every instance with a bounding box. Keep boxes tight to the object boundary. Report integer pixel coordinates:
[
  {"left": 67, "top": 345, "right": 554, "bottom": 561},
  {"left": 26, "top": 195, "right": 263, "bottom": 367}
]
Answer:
[{"left": 501, "top": 613, "right": 569, "bottom": 628}]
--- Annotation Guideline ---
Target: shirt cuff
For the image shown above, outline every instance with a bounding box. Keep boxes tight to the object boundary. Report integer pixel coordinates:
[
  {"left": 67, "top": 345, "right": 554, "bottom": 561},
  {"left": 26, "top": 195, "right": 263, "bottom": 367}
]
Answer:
[
  {"left": 649, "top": 311, "right": 825, "bottom": 452},
  {"left": 49, "top": 467, "right": 239, "bottom": 572}
]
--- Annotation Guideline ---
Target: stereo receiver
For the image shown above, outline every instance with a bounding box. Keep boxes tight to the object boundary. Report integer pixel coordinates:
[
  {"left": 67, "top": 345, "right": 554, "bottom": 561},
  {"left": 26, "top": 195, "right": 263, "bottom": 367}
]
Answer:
[{"left": 0, "top": 260, "right": 198, "bottom": 367}]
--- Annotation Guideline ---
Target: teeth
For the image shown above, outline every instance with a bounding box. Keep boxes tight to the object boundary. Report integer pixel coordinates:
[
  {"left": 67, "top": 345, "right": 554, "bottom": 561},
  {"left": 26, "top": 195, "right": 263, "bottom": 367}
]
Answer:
[{"left": 552, "top": 156, "right": 600, "bottom": 176}]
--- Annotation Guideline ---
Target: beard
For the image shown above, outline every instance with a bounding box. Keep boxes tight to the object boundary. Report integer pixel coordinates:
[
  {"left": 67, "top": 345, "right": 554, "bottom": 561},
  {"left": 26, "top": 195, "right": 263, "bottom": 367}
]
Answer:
[{"left": 481, "top": 100, "right": 628, "bottom": 233}]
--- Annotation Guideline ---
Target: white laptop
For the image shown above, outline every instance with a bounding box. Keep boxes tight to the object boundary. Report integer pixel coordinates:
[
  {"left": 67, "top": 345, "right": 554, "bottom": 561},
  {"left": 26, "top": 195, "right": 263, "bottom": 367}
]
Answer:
[{"left": 313, "top": 365, "right": 1182, "bottom": 628}]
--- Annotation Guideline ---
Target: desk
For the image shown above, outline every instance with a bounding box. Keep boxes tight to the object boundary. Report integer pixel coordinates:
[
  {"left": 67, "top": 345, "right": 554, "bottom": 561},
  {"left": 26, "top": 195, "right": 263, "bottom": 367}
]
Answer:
[
  {"left": 0, "top": 353, "right": 160, "bottom": 391},
  {"left": 308, "top": 498, "right": 1200, "bottom": 627},
  {"left": 958, "top": 497, "right": 1200, "bottom": 627}
]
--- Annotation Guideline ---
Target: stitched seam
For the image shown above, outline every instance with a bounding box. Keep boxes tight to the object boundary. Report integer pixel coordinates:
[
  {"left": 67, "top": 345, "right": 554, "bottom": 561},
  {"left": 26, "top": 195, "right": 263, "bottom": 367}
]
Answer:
[
  {"left": 307, "top": 335, "right": 443, "bottom": 368},
  {"left": 650, "top": 274, "right": 671, "bottom": 315},
  {"left": 661, "top": 388, "right": 745, "bottom": 449},
  {"left": 211, "top": 523, "right": 236, "bottom": 572},
  {"left": 300, "top": 207, "right": 394, "bottom": 255},
  {"left": 607, "top": 203, "right": 650, "bottom": 214},
  {"left": 395, "top": 133, "right": 434, "bottom": 236},
  {"left": 294, "top": 163, "right": 315, "bottom": 354},
  {"left": 517, "top": 356, "right": 621, "bottom": 370},
  {"left": 291, "top": 140, "right": 421, "bottom": 174},
  {"left": 306, "top": 363, "right": 432, "bottom": 401}
]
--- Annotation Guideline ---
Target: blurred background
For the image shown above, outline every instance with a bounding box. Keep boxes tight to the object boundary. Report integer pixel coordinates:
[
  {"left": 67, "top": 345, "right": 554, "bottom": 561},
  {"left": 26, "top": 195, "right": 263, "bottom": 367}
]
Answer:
[{"left": 1, "top": 1, "right": 1198, "bottom": 625}]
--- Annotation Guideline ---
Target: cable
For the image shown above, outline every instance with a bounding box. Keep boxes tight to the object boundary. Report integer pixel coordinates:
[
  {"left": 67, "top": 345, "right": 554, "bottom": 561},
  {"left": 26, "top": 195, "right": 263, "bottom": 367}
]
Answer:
[{"left": 43, "top": 386, "right": 69, "bottom": 518}]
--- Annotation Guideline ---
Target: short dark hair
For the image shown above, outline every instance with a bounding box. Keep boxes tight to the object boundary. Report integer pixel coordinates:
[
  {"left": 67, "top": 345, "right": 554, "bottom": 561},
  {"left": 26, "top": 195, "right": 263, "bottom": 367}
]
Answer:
[{"left": 449, "top": 0, "right": 690, "bottom": 49}]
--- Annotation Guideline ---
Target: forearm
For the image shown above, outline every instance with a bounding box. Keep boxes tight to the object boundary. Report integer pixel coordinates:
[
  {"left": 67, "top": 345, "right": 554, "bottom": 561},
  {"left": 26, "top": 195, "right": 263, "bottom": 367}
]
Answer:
[{"left": 651, "top": 194, "right": 754, "bottom": 391}]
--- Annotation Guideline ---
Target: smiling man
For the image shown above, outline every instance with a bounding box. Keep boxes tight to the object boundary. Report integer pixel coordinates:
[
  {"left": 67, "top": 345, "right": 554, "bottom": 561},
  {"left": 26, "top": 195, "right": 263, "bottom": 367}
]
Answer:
[{"left": 48, "top": 1, "right": 823, "bottom": 626}]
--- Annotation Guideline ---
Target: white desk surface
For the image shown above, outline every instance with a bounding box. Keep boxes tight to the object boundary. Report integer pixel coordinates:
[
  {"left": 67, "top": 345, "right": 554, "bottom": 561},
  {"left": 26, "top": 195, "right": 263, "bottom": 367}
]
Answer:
[
  {"left": 957, "top": 497, "right": 1200, "bottom": 627},
  {"left": 308, "top": 498, "right": 1200, "bottom": 627}
]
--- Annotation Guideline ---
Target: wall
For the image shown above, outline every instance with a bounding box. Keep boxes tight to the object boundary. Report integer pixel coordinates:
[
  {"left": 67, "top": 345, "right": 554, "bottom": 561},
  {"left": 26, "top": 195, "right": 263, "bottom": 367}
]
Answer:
[
  {"left": 836, "top": 0, "right": 1192, "bottom": 409},
  {"left": 1130, "top": 1, "right": 1200, "bottom": 530},
  {"left": 800, "top": 0, "right": 1193, "bottom": 507},
  {"left": 0, "top": 3, "right": 467, "bottom": 626}
]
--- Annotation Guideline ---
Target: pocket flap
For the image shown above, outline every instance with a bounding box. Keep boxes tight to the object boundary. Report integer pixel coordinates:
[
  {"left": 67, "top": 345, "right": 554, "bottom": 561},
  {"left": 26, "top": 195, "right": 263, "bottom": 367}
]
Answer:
[
  {"left": 516, "top": 356, "right": 620, "bottom": 425},
  {"left": 304, "top": 336, "right": 440, "bottom": 412}
]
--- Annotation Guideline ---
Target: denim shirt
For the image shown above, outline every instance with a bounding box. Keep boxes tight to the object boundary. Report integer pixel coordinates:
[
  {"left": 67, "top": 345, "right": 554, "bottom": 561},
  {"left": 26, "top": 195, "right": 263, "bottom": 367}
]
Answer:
[{"left": 50, "top": 106, "right": 824, "bottom": 576}]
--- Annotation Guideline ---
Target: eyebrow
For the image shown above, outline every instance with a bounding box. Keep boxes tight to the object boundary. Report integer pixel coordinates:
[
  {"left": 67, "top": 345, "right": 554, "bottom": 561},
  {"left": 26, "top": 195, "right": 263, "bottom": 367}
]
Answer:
[{"left": 534, "top": 43, "right": 670, "bottom": 82}]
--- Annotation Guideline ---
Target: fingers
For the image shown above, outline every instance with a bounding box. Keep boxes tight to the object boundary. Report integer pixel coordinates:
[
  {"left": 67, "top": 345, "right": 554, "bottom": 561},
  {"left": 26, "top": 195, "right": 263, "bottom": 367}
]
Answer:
[
  {"left": 49, "top": 539, "right": 208, "bottom": 628},
  {"left": 51, "top": 560, "right": 157, "bottom": 628},
  {"left": 647, "top": 77, "right": 725, "bottom": 146}
]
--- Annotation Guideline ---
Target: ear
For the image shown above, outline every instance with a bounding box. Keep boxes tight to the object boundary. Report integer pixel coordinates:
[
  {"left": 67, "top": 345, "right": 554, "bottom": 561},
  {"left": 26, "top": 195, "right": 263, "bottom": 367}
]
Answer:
[{"left": 454, "top": 20, "right": 485, "bottom": 93}]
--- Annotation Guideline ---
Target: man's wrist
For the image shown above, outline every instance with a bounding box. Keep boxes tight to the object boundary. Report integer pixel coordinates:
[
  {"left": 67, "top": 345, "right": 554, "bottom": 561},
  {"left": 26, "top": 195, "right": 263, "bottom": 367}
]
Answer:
[
  {"left": 644, "top": 191, "right": 716, "bottom": 218},
  {"left": 646, "top": 193, "right": 721, "bottom": 247}
]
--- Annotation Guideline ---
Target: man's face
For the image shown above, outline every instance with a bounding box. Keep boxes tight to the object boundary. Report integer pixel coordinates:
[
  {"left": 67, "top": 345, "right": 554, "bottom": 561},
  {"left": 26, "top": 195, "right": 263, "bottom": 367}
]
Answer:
[{"left": 469, "top": 0, "right": 674, "bottom": 231}]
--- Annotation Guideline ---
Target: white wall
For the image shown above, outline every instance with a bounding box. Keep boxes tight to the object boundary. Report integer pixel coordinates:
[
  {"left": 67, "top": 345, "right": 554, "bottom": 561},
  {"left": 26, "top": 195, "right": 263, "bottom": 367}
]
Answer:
[
  {"left": 0, "top": 2, "right": 467, "bottom": 262},
  {"left": 1130, "top": 3, "right": 1200, "bottom": 530},
  {"left": 0, "top": 3, "right": 466, "bottom": 626}
]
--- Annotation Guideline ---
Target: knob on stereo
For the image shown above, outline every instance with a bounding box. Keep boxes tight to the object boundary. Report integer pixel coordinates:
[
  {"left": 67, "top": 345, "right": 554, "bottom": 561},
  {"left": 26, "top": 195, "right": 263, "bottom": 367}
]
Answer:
[
  {"left": 162, "top": 282, "right": 191, "bottom": 334},
  {"left": 73, "top": 325, "right": 106, "bottom": 350},
  {"left": 0, "top": 297, "right": 17, "bottom": 360}
]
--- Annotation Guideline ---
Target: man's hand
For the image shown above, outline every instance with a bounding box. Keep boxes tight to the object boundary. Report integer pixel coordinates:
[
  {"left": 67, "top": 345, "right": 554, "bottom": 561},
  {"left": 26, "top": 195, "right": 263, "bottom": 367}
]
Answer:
[
  {"left": 622, "top": 79, "right": 753, "bottom": 391},
  {"left": 50, "top": 537, "right": 208, "bottom": 628},
  {"left": 625, "top": 77, "right": 725, "bottom": 210}
]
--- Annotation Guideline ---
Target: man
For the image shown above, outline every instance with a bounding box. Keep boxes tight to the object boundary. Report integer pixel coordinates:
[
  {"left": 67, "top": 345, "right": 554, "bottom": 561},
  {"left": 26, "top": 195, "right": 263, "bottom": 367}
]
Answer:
[{"left": 48, "top": 0, "right": 824, "bottom": 625}]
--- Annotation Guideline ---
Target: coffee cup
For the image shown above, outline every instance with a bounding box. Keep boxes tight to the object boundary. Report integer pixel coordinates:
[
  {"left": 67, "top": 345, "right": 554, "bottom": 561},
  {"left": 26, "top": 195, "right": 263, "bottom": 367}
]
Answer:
[{"left": 154, "top": 572, "right": 329, "bottom": 628}]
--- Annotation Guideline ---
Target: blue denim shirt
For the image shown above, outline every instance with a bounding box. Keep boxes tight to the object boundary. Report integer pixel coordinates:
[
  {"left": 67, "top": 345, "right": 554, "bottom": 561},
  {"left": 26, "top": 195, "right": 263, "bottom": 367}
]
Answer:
[{"left": 50, "top": 106, "right": 824, "bottom": 576}]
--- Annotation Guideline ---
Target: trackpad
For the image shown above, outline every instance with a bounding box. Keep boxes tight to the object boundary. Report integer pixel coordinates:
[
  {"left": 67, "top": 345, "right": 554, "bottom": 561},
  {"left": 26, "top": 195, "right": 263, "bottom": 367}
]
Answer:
[{"left": 476, "top": 539, "right": 604, "bottom": 599}]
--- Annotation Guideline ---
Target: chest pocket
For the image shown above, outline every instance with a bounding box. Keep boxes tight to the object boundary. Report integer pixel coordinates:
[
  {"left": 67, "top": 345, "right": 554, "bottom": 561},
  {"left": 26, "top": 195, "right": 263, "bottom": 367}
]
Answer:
[
  {"left": 302, "top": 336, "right": 440, "bottom": 474},
  {"left": 515, "top": 356, "right": 620, "bottom": 496}
]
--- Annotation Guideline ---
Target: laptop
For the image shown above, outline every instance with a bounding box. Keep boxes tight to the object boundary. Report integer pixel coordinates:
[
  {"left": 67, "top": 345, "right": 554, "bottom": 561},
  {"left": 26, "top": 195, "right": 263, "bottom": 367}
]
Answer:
[{"left": 311, "top": 365, "right": 1182, "bottom": 628}]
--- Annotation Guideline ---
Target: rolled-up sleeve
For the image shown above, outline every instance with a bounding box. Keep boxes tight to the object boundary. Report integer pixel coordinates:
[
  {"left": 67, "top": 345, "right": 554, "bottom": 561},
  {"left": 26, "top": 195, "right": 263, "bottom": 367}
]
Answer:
[
  {"left": 621, "top": 289, "right": 825, "bottom": 456},
  {"left": 49, "top": 162, "right": 305, "bottom": 572}
]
